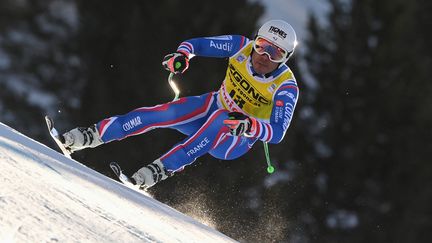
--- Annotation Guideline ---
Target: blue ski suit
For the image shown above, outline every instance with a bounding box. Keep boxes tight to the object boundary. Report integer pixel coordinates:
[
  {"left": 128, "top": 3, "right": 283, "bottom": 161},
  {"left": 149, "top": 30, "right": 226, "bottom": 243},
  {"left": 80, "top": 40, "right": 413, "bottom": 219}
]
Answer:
[{"left": 96, "top": 35, "right": 299, "bottom": 172}]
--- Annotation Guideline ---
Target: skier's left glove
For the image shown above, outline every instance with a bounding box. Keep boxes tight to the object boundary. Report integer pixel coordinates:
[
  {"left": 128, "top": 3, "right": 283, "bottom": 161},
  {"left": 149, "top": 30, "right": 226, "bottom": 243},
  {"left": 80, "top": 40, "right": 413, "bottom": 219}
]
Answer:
[
  {"left": 223, "top": 112, "right": 257, "bottom": 137},
  {"left": 162, "top": 52, "right": 189, "bottom": 74}
]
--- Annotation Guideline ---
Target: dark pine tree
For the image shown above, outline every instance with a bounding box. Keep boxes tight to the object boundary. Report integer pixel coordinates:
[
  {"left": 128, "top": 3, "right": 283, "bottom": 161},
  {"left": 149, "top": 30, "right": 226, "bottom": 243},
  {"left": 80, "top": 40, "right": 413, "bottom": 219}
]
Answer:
[{"left": 300, "top": 0, "right": 432, "bottom": 242}]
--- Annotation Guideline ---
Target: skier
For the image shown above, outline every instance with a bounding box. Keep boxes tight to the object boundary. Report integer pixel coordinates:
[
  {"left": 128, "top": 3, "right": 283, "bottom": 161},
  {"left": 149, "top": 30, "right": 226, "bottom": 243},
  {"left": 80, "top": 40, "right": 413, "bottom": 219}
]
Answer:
[{"left": 59, "top": 20, "right": 299, "bottom": 190}]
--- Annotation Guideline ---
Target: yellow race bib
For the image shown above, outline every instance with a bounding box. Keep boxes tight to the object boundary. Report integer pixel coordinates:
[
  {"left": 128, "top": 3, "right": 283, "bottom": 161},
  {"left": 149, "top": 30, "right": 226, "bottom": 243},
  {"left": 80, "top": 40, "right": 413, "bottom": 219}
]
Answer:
[{"left": 218, "top": 42, "right": 295, "bottom": 121}]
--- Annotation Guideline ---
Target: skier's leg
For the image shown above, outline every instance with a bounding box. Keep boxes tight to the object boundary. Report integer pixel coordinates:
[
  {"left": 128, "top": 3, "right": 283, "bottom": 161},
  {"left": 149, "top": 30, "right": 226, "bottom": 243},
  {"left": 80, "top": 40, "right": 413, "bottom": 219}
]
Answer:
[
  {"left": 148, "top": 135, "right": 257, "bottom": 188},
  {"left": 61, "top": 92, "right": 215, "bottom": 152},
  {"left": 132, "top": 109, "right": 233, "bottom": 188},
  {"left": 208, "top": 136, "right": 258, "bottom": 160},
  {"left": 98, "top": 92, "right": 215, "bottom": 141}
]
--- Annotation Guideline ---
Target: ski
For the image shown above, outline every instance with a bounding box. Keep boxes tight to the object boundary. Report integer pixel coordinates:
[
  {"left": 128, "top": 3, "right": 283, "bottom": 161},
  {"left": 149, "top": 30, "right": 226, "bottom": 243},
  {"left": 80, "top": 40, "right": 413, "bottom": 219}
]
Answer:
[{"left": 45, "top": 116, "right": 72, "bottom": 159}]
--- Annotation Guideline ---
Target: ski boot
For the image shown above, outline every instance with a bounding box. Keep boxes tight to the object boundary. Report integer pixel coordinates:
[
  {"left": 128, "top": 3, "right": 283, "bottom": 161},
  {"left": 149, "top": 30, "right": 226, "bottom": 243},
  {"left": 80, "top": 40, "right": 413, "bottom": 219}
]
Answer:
[
  {"left": 131, "top": 159, "right": 170, "bottom": 190},
  {"left": 61, "top": 125, "right": 103, "bottom": 153}
]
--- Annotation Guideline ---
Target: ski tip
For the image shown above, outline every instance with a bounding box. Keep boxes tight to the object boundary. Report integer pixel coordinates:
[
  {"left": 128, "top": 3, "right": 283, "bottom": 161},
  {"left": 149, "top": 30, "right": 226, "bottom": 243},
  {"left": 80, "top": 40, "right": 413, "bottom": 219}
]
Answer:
[
  {"left": 110, "top": 162, "right": 122, "bottom": 176},
  {"left": 45, "top": 115, "right": 53, "bottom": 128}
]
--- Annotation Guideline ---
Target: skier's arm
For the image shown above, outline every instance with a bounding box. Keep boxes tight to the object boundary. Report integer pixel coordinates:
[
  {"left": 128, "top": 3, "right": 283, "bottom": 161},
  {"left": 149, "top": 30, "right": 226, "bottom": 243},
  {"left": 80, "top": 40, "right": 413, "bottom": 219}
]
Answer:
[
  {"left": 177, "top": 35, "right": 250, "bottom": 59},
  {"left": 248, "top": 82, "right": 299, "bottom": 144}
]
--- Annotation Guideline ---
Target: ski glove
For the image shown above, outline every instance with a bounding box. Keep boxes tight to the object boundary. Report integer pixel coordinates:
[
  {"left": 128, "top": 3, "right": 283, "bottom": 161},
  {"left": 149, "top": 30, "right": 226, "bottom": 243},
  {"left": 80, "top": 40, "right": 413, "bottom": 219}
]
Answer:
[
  {"left": 162, "top": 52, "right": 189, "bottom": 74},
  {"left": 223, "top": 112, "right": 257, "bottom": 137}
]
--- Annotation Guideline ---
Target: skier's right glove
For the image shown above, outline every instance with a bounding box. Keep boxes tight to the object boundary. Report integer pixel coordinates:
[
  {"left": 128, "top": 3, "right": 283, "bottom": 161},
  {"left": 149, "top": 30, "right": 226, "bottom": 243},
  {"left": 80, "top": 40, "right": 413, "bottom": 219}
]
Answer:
[
  {"left": 162, "top": 52, "right": 189, "bottom": 74},
  {"left": 223, "top": 112, "right": 257, "bottom": 137}
]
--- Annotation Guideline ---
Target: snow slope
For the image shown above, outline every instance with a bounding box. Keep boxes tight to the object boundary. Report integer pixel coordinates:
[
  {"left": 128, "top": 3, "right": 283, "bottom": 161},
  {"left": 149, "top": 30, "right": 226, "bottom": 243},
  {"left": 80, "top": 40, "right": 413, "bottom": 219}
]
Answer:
[{"left": 0, "top": 122, "right": 236, "bottom": 243}]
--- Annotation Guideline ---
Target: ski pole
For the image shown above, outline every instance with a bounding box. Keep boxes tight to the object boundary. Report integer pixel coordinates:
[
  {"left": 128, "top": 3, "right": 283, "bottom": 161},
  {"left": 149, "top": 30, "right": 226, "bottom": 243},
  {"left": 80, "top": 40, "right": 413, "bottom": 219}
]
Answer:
[
  {"left": 263, "top": 142, "right": 275, "bottom": 174},
  {"left": 168, "top": 72, "right": 180, "bottom": 101}
]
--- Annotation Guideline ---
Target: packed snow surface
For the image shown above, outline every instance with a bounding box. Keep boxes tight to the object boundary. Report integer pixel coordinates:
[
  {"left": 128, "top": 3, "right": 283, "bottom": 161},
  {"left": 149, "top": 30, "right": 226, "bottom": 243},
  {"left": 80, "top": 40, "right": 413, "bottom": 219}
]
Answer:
[{"left": 0, "top": 122, "right": 236, "bottom": 242}]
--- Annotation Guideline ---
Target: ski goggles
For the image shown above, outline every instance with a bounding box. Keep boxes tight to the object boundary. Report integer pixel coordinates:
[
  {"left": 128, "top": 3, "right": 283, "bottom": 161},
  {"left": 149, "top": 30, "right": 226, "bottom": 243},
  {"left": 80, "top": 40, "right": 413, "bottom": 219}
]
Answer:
[{"left": 253, "top": 37, "right": 288, "bottom": 63}]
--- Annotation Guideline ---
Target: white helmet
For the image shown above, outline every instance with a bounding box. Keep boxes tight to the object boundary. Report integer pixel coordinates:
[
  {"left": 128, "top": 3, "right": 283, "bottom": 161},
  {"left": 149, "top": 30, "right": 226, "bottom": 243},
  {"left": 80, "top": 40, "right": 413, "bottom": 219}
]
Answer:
[{"left": 256, "top": 20, "right": 297, "bottom": 62}]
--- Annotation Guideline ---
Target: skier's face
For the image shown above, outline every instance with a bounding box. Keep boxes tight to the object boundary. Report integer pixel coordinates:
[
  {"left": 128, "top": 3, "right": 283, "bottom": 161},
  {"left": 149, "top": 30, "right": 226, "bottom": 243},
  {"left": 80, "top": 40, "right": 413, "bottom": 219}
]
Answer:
[{"left": 251, "top": 50, "right": 279, "bottom": 75}]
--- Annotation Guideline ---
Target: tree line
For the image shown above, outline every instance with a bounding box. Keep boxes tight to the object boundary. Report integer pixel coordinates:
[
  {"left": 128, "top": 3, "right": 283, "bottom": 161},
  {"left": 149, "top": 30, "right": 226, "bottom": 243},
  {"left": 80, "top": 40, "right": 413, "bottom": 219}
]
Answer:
[{"left": 1, "top": 0, "right": 431, "bottom": 242}]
